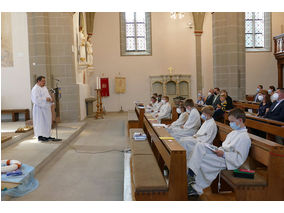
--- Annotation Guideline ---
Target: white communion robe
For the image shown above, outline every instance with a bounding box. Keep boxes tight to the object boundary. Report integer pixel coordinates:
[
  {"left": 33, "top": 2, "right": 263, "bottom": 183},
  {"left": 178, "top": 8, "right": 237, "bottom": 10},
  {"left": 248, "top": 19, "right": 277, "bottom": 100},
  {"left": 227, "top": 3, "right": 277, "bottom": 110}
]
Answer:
[
  {"left": 156, "top": 102, "right": 172, "bottom": 123},
  {"left": 169, "top": 108, "right": 201, "bottom": 141},
  {"left": 179, "top": 118, "right": 217, "bottom": 164},
  {"left": 31, "top": 84, "right": 53, "bottom": 138},
  {"left": 150, "top": 101, "right": 163, "bottom": 115},
  {"left": 167, "top": 112, "right": 188, "bottom": 130},
  {"left": 188, "top": 128, "right": 251, "bottom": 195},
  {"left": 146, "top": 101, "right": 161, "bottom": 113}
]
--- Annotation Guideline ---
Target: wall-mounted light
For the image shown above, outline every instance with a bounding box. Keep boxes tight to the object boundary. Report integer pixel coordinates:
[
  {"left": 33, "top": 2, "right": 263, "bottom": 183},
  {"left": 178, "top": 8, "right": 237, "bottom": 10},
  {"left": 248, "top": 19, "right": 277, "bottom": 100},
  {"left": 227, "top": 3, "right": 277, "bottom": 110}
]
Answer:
[
  {"left": 170, "top": 12, "right": 185, "bottom": 20},
  {"left": 186, "top": 22, "right": 193, "bottom": 29}
]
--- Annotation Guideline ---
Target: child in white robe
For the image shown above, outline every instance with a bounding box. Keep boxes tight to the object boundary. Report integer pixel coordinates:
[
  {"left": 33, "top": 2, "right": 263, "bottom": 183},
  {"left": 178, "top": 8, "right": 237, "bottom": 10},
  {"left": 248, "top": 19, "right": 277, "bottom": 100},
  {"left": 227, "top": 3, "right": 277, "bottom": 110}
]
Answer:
[
  {"left": 187, "top": 108, "right": 251, "bottom": 196},
  {"left": 179, "top": 106, "right": 217, "bottom": 165},
  {"left": 167, "top": 105, "right": 188, "bottom": 131},
  {"left": 146, "top": 96, "right": 158, "bottom": 113},
  {"left": 170, "top": 99, "right": 201, "bottom": 141},
  {"left": 154, "top": 96, "right": 172, "bottom": 123}
]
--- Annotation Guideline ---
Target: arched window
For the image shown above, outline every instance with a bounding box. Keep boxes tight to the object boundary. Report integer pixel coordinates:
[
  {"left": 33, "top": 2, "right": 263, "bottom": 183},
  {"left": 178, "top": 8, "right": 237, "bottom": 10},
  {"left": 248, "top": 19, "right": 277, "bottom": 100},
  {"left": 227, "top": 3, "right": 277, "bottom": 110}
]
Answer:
[
  {"left": 245, "top": 12, "right": 271, "bottom": 52},
  {"left": 120, "top": 12, "right": 152, "bottom": 56}
]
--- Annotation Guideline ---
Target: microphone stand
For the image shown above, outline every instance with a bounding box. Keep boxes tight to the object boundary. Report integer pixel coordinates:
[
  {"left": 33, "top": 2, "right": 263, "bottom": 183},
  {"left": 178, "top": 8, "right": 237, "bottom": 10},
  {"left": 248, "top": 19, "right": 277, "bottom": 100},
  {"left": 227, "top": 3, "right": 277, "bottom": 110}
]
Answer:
[{"left": 51, "top": 81, "right": 62, "bottom": 141}]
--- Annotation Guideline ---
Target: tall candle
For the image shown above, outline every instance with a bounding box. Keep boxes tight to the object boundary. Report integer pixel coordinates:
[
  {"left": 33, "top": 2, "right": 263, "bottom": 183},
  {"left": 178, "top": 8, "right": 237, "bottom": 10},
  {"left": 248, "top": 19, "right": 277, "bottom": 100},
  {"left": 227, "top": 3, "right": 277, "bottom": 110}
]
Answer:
[
  {"left": 96, "top": 77, "right": 101, "bottom": 90},
  {"left": 96, "top": 77, "right": 99, "bottom": 89}
]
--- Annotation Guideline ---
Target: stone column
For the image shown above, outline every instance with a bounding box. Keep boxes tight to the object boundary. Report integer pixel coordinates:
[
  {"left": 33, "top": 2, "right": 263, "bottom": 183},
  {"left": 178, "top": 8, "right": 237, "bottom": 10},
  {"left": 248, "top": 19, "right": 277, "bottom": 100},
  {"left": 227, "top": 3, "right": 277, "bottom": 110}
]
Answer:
[
  {"left": 212, "top": 12, "right": 246, "bottom": 100},
  {"left": 192, "top": 12, "right": 205, "bottom": 93},
  {"left": 27, "top": 13, "right": 52, "bottom": 88},
  {"left": 27, "top": 12, "right": 81, "bottom": 121}
]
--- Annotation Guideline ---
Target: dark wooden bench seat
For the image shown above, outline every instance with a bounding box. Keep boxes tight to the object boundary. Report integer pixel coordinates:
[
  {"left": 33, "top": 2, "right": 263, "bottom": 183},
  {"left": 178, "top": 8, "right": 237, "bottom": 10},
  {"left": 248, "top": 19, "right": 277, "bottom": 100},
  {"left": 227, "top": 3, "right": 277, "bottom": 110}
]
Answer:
[
  {"left": 128, "top": 111, "right": 140, "bottom": 136},
  {"left": 1, "top": 109, "right": 30, "bottom": 121},
  {"left": 130, "top": 128, "right": 153, "bottom": 155},
  {"left": 131, "top": 154, "right": 168, "bottom": 193},
  {"left": 129, "top": 128, "right": 168, "bottom": 200}
]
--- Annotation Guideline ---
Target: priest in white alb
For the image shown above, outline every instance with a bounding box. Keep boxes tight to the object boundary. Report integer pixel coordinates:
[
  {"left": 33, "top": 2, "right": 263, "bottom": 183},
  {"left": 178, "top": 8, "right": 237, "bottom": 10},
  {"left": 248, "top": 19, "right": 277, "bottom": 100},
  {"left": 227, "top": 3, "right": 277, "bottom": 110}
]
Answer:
[{"left": 31, "top": 76, "right": 54, "bottom": 142}]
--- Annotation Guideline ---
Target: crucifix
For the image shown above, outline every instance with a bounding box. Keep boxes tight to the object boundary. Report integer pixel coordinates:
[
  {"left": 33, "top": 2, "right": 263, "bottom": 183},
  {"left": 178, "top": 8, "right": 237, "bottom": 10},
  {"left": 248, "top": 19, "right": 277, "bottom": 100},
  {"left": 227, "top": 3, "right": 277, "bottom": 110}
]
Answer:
[{"left": 168, "top": 66, "right": 174, "bottom": 75}]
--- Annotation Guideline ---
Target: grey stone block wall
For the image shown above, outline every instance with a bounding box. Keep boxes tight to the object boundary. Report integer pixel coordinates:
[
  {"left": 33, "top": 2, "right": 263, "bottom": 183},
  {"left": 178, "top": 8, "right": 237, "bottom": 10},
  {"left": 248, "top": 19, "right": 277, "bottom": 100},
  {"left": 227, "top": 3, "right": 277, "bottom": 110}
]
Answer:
[
  {"left": 212, "top": 12, "right": 246, "bottom": 100},
  {"left": 27, "top": 12, "right": 80, "bottom": 121}
]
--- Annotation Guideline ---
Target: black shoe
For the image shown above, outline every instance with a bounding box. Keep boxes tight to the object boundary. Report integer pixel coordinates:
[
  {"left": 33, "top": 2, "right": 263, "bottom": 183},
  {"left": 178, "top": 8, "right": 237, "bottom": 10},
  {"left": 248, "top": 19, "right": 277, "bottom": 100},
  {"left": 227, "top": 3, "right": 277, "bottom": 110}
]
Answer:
[
  {"left": 187, "top": 175, "right": 195, "bottom": 185},
  {"left": 47, "top": 137, "right": 56, "bottom": 141},
  {"left": 187, "top": 184, "right": 199, "bottom": 196},
  {"left": 38, "top": 136, "right": 48, "bottom": 142}
]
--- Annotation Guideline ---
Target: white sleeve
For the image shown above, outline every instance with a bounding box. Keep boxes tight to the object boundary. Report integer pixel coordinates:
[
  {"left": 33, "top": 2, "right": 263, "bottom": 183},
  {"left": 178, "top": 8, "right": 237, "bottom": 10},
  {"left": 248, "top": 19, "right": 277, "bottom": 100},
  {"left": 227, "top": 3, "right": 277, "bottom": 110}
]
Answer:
[
  {"left": 157, "top": 104, "right": 171, "bottom": 119},
  {"left": 221, "top": 135, "right": 251, "bottom": 170},
  {"left": 184, "top": 110, "right": 200, "bottom": 129},
  {"left": 31, "top": 87, "right": 48, "bottom": 107}
]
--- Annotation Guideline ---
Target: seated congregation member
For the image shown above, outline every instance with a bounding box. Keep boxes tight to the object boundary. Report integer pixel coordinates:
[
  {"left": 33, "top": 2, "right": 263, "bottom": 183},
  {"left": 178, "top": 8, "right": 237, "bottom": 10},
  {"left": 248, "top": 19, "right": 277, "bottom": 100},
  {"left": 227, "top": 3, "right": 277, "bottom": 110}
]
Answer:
[
  {"left": 154, "top": 96, "right": 172, "bottom": 123},
  {"left": 205, "top": 89, "right": 214, "bottom": 105},
  {"left": 169, "top": 99, "right": 201, "bottom": 141},
  {"left": 264, "top": 88, "right": 284, "bottom": 122},
  {"left": 220, "top": 90, "right": 233, "bottom": 110},
  {"left": 257, "top": 90, "right": 272, "bottom": 117},
  {"left": 212, "top": 87, "right": 221, "bottom": 109},
  {"left": 187, "top": 108, "right": 251, "bottom": 196},
  {"left": 268, "top": 86, "right": 277, "bottom": 102},
  {"left": 166, "top": 105, "right": 188, "bottom": 130},
  {"left": 179, "top": 106, "right": 217, "bottom": 163},
  {"left": 212, "top": 94, "right": 227, "bottom": 121},
  {"left": 268, "top": 86, "right": 275, "bottom": 96},
  {"left": 254, "top": 85, "right": 263, "bottom": 102},
  {"left": 196, "top": 95, "right": 204, "bottom": 106}
]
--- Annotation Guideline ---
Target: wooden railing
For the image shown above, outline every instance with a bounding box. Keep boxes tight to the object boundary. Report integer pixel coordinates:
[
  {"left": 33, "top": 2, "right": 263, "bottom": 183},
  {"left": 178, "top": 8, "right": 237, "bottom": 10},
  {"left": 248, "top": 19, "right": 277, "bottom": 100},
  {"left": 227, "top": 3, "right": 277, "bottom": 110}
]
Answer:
[
  {"left": 273, "top": 33, "right": 284, "bottom": 88},
  {"left": 274, "top": 33, "right": 284, "bottom": 55}
]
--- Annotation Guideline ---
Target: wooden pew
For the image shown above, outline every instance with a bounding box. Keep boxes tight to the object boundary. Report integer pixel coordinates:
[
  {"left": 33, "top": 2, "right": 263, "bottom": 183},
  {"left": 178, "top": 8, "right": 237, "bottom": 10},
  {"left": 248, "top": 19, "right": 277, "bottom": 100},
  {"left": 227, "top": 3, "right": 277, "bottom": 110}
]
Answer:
[
  {"left": 246, "top": 95, "right": 255, "bottom": 102},
  {"left": 195, "top": 106, "right": 284, "bottom": 141},
  {"left": 233, "top": 100, "right": 260, "bottom": 113},
  {"left": 1, "top": 109, "right": 30, "bottom": 121},
  {"left": 129, "top": 112, "right": 188, "bottom": 200},
  {"left": 129, "top": 128, "right": 168, "bottom": 200},
  {"left": 223, "top": 111, "right": 284, "bottom": 140},
  {"left": 142, "top": 114, "right": 188, "bottom": 200},
  {"left": 127, "top": 105, "right": 145, "bottom": 135},
  {"left": 211, "top": 122, "right": 284, "bottom": 201},
  {"left": 133, "top": 104, "right": 178, "bottom": 126}
]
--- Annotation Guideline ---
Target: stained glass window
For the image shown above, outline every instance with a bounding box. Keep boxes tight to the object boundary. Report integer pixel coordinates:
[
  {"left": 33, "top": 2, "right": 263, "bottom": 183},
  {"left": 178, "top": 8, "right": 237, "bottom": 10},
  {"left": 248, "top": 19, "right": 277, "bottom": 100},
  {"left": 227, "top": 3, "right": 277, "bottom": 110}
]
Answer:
[
  {"left": 245, "top": 12, "right": 265, "bottom": 48},
  {"left": 120, "top": 12, "right": 152, "bottom": 56},
  {"left": 125, "top": 12, "right": 146, "bottom": 51}
]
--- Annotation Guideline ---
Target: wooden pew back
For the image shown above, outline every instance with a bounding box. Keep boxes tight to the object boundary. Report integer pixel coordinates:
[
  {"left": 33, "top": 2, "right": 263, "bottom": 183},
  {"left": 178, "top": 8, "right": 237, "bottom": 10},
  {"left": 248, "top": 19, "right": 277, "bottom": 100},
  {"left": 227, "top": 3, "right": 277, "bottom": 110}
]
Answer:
[{"left": 143, "top": 114, "right": 188, "bottom": 200}]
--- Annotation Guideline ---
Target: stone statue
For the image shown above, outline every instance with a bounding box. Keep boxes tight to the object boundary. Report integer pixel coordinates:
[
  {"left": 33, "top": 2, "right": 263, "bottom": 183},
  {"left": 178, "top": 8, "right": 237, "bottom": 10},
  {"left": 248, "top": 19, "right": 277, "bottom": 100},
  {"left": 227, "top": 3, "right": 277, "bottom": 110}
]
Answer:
[
  {"left": 79, "top": 27, "right": 86, "bottom": 63},
  {"left": 86, "top": 36, "right": 93, "bottom": 66}
]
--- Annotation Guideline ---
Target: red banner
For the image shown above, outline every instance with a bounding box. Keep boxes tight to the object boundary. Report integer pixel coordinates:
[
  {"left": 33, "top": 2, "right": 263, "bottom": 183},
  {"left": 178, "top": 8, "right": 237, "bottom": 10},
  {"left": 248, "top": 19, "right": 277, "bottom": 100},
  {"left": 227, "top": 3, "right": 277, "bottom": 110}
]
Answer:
[{"left": 100, "top": 78, "right": 109, "bottom": 97}]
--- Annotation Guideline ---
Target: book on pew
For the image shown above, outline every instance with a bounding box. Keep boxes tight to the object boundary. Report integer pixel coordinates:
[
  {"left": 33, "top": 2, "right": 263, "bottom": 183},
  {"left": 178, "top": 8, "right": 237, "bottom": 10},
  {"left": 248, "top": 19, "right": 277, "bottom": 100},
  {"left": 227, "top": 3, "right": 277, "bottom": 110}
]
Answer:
[
  {"left": 133, "top": 132, "right": 147, "bottom": 141},
  {"left": 233, "top": 169, "right": 255, "bottom": 179},
  {"left": 152, "top": 123, "right": 167, "bottom": 127}
]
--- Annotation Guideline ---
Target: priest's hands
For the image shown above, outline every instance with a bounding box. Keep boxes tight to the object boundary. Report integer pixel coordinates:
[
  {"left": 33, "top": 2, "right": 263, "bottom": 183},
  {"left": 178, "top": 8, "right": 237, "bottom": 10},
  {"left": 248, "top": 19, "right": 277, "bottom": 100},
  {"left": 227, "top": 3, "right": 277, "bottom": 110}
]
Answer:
[
  {"left": 215, "top": 149, "right": 224, "bottom": 157},
  {"left": 46, "top": 97, "right": 52, "bottom": 102}
]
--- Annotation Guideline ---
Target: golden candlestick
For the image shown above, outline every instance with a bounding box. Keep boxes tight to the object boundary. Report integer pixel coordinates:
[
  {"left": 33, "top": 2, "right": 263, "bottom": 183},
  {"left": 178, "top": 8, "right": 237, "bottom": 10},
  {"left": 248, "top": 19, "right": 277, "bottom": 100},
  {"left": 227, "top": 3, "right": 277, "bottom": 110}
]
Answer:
[{"left": 95, "top": 89, "right": 104, "bottom": 119}]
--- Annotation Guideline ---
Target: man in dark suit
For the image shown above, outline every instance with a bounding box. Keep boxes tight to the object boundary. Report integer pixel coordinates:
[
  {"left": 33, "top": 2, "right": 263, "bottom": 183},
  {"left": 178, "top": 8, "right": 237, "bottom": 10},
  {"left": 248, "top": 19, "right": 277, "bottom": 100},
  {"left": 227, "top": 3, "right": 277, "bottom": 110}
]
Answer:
[
  {"left": 205, "top": 89, "right": 214, "bottom": 105},
  {"left": 264, "top": 88, "right": 284, "bottom": 145},
  {"left": 264, "top": 88, "right": 284, "bottom": 122}
]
